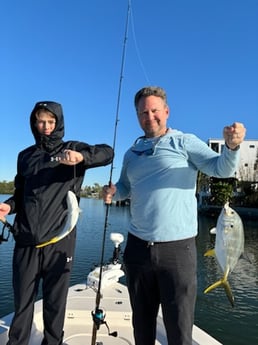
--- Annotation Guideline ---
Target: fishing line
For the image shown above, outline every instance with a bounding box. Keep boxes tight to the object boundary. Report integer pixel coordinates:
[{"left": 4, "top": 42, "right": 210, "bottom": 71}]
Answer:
[
  {"left": 91, "top": 1, "right": 131, "bottom": 344},
  {"left": 130, "top": 2, "right": 152, "bottom": 85}
]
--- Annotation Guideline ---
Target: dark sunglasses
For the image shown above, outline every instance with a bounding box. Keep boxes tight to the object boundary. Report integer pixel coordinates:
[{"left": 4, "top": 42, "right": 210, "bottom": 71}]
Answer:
[{"left": 131, "top": 136, "right": 159, "bottom": 156}]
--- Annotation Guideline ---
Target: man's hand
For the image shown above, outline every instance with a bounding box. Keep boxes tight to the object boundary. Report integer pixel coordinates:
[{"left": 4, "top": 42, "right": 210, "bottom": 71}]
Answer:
[
  {"left": 223, "top": 122, "right": 246, "bottom": 150},
  {"left": 102, "top": 183, "right": 116, "bottom": 204}
]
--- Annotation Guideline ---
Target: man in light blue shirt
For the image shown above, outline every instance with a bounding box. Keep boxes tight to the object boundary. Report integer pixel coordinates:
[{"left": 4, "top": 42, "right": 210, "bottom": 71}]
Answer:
[{"left": 103, "top": 86, "right": 246, "bottom": 345}]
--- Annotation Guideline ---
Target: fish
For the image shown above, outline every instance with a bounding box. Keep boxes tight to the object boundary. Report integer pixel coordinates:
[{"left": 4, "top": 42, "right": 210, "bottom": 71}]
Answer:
[
  {"left": 36, "top": 191, "right": 81, "bottom": 248},
  {"left": 204, "top": 202, "right": 244, "bottom": 307}
]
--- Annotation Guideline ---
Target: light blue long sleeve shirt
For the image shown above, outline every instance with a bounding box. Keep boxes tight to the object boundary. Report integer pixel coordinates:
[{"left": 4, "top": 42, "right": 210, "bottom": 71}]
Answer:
[{"left": 114, "top": 129, "right": 239, "bottom": 242}]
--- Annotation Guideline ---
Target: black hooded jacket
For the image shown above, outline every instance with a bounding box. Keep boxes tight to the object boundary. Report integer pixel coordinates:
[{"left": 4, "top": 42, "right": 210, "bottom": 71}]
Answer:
[{"left": 5, "top": 101, "right": 114, "bottom": 246}]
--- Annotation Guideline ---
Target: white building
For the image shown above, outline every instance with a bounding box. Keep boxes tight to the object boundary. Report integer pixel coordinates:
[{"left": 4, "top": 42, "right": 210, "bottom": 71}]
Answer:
[{"left": 208, "top": 139, "right": 258, "bottom": 182}]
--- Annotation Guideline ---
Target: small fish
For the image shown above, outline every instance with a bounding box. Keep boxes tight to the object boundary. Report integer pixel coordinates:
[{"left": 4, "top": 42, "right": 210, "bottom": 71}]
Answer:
[
  {"left": 204, "top": 202, "right": 244, "bottom": 307},
  {"left": 36, "top": 191, "right": 81, "bottom": 248}
]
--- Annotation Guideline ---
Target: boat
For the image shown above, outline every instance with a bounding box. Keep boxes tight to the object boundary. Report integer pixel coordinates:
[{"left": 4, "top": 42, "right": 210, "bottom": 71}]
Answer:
[{"left": 0, "top": 233, "right": 222, "bottom": 345}]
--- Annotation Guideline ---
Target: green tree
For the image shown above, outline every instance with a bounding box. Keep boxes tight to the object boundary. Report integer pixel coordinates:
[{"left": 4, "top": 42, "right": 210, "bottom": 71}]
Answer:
[
  {"left": 210, "top": 178, "right": 234, "bottom": 206},
  {"left": 0, "top": 180, "right": 14, "bottom": 194}
]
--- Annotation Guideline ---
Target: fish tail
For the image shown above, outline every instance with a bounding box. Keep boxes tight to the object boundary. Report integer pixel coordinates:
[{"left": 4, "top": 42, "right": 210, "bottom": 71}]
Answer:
[
  {"left": 222, "top": 278, "right": 235, "bottom": 308},
  {"left": 204, "top": 279, "right": 224, "bottom": 294},
  {"left": 36, "top": 237, "right": 59, "bottom": 248},
  {"left": 204, "top": 273, "right": 235, "bottom": 307}
]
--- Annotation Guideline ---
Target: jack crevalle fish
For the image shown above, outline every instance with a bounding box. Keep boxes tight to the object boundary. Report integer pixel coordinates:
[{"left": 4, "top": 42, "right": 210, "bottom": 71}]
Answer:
[
  {"left": 204, "top": 202, "right": 244, "bottom": 307},
  {"left": 36, "top": 191, "right": 81, "bottom": 248}
]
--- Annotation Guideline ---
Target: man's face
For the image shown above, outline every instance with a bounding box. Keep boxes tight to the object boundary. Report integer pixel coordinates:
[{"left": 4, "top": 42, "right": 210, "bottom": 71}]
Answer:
[
  {"left": 35, "top": 111, "right": 56, "bottom": 136},
  {"left": 136, "top": 96, "right": 169, "bottom": 138}
]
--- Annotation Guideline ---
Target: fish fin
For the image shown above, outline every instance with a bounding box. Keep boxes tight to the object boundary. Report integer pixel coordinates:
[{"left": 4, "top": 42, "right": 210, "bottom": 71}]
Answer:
[
  {"left": 204, "top": 272, "right": 235, "bottom": 308},
  {"left": 209, "top": 227, "right": 216, "bottom": 235},
  {"left": 204, "top": 248, "right": 215, "bottom": 257}
]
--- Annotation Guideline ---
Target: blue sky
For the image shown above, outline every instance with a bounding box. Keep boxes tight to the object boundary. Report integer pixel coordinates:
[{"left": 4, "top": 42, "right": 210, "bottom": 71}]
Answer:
[{"left": 1, "top": 0, "right": 257, "bottom": 187}]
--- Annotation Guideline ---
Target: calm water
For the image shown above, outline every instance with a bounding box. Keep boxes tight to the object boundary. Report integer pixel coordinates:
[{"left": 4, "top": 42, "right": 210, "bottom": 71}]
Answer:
[{"left": 0, "top": 195, "right": 257, "bottom": 345}]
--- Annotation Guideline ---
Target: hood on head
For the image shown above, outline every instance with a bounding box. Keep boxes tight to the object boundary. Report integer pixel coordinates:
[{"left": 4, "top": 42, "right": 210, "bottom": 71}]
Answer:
[{"left": 30, "top": 101, "right": 65, "bottom": 151}]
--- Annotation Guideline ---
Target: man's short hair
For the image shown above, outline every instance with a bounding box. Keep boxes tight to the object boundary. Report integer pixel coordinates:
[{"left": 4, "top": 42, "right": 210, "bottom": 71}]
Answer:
[{"left": 134, "top": 86, "right": 167, "bottom": 109}]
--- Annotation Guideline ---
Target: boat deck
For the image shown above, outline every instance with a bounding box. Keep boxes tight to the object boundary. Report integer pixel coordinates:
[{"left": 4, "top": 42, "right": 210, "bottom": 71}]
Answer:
[{"left": 0, "top": 272, "right": 222, "bottom": 345}]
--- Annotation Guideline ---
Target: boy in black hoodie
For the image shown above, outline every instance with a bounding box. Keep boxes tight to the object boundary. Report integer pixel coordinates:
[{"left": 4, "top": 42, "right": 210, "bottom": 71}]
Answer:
[{"left": 0, "top": 101, "right": 114, "bottom": 345}]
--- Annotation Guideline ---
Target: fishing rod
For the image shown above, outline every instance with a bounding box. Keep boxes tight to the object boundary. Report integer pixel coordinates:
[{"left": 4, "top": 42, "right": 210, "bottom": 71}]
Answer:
[{"left": 90, "top": 1, "right": 131, "bottom": 344}]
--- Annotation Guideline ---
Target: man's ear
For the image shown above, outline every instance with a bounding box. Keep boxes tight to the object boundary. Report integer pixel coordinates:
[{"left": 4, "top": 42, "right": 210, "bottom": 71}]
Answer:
[{"left": 166, "top": 106, "right": 170, "bottom": 119}]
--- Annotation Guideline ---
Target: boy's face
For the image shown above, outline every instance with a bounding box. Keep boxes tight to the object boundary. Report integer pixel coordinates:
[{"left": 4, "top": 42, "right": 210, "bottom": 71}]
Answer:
[{"left": 35, "top": 110, "right": 56, "bottom": 136}]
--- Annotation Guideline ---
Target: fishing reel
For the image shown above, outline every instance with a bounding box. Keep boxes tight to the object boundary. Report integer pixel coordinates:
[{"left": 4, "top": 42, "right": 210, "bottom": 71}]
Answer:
[
  {"left": 92, "top": 308, "right": 106, "bottom": 329},
  {"left": 0, "top": 218, "right": 13, "bottom": 244},
  {"left": 91, "top": 307, "right": 117, "bottom": 337}
]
